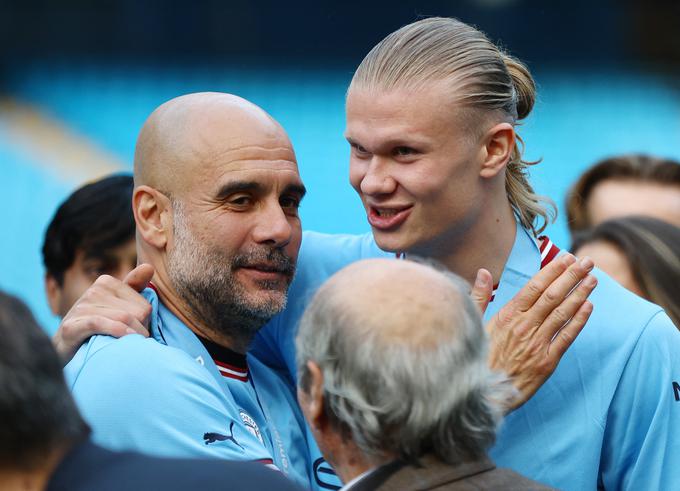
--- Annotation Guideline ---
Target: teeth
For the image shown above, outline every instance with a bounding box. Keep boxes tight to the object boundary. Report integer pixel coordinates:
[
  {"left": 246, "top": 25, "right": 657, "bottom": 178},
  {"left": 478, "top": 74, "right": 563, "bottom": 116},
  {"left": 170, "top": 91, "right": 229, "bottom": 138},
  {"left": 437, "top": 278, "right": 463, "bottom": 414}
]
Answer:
[{"left": 377, "top": 209, "right": 398, "bottom": 217}]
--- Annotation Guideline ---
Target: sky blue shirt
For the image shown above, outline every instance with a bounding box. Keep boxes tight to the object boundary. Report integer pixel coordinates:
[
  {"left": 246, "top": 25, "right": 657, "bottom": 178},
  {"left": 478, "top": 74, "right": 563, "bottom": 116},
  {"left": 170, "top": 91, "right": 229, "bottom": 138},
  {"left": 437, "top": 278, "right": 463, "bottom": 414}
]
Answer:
[
  {"left": 65, "top": 287, "right": 336, "bottom": 491},
  {"left": 253, "top": 225, "right": 680, "bottom": 490}
]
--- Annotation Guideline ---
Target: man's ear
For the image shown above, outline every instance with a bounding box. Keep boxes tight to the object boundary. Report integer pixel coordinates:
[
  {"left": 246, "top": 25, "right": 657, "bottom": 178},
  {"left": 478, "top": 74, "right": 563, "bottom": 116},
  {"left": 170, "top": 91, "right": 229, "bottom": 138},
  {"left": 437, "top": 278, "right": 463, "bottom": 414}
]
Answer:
[
  {"left": 302, "top": 360, "right": 326, "bottom": 430},
  {"left": 133, "top": 185, "right": 171, "bottom": 249},
  {"left": 479, "top": 122, "right": 515, "bottom": 179},
  {"left": 45, "top": 274, "right": 62, "bottom": 316}
]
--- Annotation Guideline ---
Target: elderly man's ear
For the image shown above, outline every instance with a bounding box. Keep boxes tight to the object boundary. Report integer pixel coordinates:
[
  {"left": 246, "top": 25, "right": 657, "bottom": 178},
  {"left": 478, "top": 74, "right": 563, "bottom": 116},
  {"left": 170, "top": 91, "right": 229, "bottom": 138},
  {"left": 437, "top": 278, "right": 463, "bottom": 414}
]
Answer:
[{"left": 298, "top": 361, "right": 326, "bottom": 431}]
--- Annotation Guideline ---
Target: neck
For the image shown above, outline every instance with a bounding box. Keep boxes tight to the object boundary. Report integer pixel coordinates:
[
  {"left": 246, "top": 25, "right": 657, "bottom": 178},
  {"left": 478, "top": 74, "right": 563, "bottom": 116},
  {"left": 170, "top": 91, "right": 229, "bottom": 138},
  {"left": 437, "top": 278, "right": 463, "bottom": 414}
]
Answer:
[
  {"left": 151, "top": 271, "right": 254, "bottom": 354},
  {"left": 420, "top": 199, "right": 517, "bottom": 286},
  {"left": 0, "top": 446, "right": 69, "bottom": 491},
  {"left": 326, "top": 438, "right": 390, "bottom": 485}
]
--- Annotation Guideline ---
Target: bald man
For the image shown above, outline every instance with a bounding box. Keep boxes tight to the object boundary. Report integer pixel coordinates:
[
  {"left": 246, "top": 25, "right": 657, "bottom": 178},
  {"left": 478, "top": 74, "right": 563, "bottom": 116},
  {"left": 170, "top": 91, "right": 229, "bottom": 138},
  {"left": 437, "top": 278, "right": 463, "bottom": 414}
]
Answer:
[
  {"left": 296, "top": 259, "right": 551, "bottom": 490},
  {"left": 64, "top": 93, "right": 333, "bottom": 490}
]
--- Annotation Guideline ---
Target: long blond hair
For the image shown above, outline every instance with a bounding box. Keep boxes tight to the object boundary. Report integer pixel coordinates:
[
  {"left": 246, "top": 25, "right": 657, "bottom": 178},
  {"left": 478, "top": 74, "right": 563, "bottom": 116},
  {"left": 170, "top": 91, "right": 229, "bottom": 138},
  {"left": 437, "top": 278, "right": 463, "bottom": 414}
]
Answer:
[{"left": 349, "top": 17, "right": 555, "bottom": 236}]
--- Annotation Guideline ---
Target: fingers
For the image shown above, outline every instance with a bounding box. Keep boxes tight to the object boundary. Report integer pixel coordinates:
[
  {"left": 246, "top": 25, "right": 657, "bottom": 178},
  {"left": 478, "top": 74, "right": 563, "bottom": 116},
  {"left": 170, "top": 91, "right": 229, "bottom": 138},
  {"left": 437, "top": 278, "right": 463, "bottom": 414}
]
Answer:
[
  {"left": 547, "top": 300, "right": 594, "bottom": 359},
  {"left": 513, "top": 254, "right": 576, "bottom": 312},
  {"left": 470, "top": 268, "right": 493, "bottom": 315},
  {"left": 75, "top": 315, "right": 147, "bottom": 339},
  {"left": 124, "top": 263, "right": 155, "bottom": 292},
  {"left": 84, "top": 275, "right": 151, "bottom": 323},
  {"left": 531, "top": 256, "right": 595, "bottom": 320},
  {"left": 55, "top": 311, "right": 148, "bottom": 366},
  {"left": 537, "top": 274, "right": 597, "bottom": 342},
  {"left": 53, "top": 273, "right": 153, "bottom": 365}
]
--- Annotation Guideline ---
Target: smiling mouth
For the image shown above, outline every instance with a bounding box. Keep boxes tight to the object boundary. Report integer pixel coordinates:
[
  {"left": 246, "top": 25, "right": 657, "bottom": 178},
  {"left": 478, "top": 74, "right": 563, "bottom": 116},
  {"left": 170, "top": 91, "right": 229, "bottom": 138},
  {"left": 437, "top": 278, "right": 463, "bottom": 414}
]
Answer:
[
  {"left": 367, "top": 205, "right": 413, "bottom": 230},
  {"left": 374, "top": 208, "right": 406, "bottom": 217},
  {"left": 239, "top": 263, "right": 293, "bottom": 279}
]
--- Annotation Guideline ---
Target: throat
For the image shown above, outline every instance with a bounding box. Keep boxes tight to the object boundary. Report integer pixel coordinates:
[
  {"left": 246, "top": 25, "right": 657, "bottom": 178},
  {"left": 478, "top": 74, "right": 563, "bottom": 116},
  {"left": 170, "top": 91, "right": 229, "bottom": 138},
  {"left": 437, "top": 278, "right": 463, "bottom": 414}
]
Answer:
[{"left": 424, "top": 208, "right": 517, "bottom": 286}]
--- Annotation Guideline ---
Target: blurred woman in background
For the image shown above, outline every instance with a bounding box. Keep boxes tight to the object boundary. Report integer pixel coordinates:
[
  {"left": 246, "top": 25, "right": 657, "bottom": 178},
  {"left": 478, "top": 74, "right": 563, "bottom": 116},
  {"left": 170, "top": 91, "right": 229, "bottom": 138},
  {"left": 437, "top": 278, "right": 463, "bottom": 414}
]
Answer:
[{"left": 572, "top": 216, "right": 680, "bottom": 328}]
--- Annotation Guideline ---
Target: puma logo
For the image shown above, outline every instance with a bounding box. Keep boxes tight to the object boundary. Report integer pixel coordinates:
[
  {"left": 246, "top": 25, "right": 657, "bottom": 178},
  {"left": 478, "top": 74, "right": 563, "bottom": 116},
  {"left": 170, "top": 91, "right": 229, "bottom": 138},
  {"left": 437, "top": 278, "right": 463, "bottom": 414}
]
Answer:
[{"left": 204, "top": 421, "right": 244, "bottom": 449}]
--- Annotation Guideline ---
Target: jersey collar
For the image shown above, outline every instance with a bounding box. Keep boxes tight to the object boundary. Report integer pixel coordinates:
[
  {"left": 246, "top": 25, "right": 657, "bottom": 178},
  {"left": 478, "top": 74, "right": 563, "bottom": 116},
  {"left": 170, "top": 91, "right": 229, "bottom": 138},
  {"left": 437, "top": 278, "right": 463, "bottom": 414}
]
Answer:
[
  {"left": 487, "top": 221, "right": 561, "bottom": 315},
  {"left": 197, "top": 335, "right": 249, "bottom": 382},
  {"left": 141, "top": 286, "right": 233, "bottom": 388}
]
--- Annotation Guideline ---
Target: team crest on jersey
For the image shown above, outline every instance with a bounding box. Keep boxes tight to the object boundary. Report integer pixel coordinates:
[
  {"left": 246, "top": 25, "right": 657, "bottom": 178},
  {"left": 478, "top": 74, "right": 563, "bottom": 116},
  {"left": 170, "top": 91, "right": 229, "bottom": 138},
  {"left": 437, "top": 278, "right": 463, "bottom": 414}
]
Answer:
[{"left": 239, "top": 410, "right": 264, "bottom": 445}]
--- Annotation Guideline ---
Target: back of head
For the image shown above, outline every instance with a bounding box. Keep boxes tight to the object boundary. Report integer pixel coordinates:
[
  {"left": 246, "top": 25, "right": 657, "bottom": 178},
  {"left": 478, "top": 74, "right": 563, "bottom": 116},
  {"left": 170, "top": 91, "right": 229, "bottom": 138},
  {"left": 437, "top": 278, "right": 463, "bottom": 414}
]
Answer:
[
  {"left": 42, "top": 174, "right": 135, "bottom": 284},
  {"left": 296, "top": 258, "right": 511, "bottom": 465},
  {"left": 571, "top": 216, "right": 680, "bottom": 328},
  {"left": 566, "top": 154, "right": 680, "bottom": 234},
  {"left": 0, "top": 291, "right": 89, "bottom": 470},
  {"left": 349, "top": 16, "right": 553, "bottom": 235}
]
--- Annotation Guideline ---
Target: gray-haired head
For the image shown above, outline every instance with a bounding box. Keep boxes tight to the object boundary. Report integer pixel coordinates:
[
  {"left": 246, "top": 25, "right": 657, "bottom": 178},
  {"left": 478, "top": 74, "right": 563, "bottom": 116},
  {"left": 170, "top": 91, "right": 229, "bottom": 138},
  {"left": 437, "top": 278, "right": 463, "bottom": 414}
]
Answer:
[{"left": 296, "top": 257, "right": 512, "bottom": 465}]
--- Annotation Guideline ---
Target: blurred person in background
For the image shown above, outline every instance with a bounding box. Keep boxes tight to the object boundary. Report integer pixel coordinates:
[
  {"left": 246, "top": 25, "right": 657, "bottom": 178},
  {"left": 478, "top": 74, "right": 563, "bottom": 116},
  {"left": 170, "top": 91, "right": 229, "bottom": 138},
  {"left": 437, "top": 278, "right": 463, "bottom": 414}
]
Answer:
[
  {"left": 43, "top": 174, "right": 136, "bottom": 318},
  {"left": 571, "top": 216, "right": 680, "bottom": 329},
  {"left": 296, "top": 258, "right": 551, "bottom": 490},
  {"left": 0, "top": 289, "right": 303, "bottom": 491},
  {"left": 566, "top": 154, "right": 680, "bottom": 237}
]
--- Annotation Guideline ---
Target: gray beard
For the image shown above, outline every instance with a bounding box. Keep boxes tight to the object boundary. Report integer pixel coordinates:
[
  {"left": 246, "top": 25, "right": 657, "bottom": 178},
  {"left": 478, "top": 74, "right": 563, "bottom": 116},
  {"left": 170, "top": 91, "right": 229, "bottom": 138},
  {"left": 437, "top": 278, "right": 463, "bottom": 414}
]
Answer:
[{"left": 167, "top": 206, "right": 294, "bottom": 345}]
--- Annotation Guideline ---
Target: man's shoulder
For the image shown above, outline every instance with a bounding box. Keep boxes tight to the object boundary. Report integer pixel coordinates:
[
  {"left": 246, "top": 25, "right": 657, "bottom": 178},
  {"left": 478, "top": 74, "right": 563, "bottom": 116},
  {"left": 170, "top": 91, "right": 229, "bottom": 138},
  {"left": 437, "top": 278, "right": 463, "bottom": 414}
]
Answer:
[
  {"left": 475, "top": 466, "right": 555, "bottom": 490},
  {"left": 300, "top": 230, "right": 387, "bottom": 263},
  {"left": 373, "top": 456, "right": 553, "bottom": 491},
  {"left": 292, "top": 230, "right": 388, "bottom": 299},
  {"left": 585, "top": 268, "right": 673, "bottom": 345},
  {"left": 65, "top": 333, "right": 212, "bottom": 392}
]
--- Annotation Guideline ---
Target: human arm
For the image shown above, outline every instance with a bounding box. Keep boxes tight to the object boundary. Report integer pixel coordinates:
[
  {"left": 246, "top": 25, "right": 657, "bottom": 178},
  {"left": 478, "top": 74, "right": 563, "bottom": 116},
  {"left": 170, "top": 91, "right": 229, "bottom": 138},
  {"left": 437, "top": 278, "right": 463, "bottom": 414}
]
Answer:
[
  {"left": 471, "top": 254, "right": 597, "bottom": 411},
  {"left": 53, "top": 264, "right": 154, "bottom": 364}
]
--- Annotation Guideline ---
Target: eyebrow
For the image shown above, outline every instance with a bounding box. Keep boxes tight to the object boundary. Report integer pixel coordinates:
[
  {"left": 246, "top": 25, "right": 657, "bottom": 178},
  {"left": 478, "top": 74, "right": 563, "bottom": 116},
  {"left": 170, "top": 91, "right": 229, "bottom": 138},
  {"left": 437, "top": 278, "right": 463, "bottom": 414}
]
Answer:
[
  {"left": 216, "top": 181, "right": 264, "bottom": 200},
  {"left": 216, "top": 180, "right": 306, "bottom": 200},
  {"left": 345, "top": 136, "right": 429, "bottom": 149},
  {"left": 282, "top": 183, "right": 307, "bottom": 200}
]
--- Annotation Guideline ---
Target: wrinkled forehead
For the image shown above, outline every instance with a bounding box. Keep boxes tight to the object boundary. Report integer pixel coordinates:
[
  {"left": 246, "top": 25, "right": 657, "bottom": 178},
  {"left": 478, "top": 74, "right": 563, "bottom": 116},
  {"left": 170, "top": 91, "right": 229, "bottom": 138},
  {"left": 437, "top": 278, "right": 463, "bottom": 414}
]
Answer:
[{"left": 175, "top": 109, "right": 300, "bottom": 195}]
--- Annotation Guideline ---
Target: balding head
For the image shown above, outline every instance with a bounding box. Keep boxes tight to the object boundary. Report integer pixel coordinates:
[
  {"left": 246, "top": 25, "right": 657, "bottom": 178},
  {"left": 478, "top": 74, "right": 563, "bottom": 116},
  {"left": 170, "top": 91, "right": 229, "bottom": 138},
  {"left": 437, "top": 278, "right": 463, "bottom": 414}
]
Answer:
[
  {"left": 296, "top": 258, "right": 510, "bottom": 467},
  {"left": 134, "top": 92, "right": 293, "bottom": 195},
  {"left": 131, "top": 93, "right": 303, "bottom": 353},
  {"left": 319, "top": 258, "right": 467, "bottom": 348}
]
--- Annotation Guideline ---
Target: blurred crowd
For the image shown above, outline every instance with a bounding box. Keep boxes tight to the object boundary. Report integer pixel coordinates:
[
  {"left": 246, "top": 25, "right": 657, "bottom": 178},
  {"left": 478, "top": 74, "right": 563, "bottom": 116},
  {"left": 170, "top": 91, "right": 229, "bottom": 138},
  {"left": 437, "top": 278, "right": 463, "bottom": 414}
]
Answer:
[{"left": 2, "top": 16, "right": 679, "bottom": 491}]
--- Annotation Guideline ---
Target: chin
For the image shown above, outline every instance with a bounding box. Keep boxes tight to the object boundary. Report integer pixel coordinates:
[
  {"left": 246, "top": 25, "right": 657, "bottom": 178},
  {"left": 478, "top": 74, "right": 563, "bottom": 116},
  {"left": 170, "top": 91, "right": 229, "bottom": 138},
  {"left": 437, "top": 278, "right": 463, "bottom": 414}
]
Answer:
[
  {"left": 249, "top": 289, "right": 288, "bottom": 312},
  {"left": 372, "top": 230, "right": 413, "bottom": 254}
]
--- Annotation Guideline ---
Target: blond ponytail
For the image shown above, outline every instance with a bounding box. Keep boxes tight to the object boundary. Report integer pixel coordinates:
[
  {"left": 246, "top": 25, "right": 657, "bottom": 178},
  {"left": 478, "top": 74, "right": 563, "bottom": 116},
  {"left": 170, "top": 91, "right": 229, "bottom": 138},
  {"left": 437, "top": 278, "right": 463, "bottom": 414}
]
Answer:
[
  {"left": 351, "top": 17, "right": 556, "bottom": 236},
  {"left": 503, "top": 54, "right": 555, "bottom": 234}
]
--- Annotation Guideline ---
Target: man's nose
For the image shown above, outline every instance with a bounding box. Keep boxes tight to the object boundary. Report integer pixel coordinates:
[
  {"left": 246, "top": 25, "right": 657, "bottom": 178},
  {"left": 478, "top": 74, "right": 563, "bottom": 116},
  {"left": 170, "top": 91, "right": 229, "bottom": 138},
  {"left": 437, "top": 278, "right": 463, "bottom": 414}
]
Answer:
[
  {"left": 252, "top": 202, "right": 293, "bottom": 247},
  {"left": 360, "top": 157, "right": 397, "bottom": 196}
]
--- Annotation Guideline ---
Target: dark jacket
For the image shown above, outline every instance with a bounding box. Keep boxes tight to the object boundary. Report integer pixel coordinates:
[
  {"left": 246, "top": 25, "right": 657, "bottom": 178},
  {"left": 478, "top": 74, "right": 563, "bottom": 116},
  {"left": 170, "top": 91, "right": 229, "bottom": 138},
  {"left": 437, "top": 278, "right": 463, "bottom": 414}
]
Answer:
[
  {"left": 47, "top": 440, "right": 305, "bottom": 491},
  {"left": 349, "top": 454, "right": 554, "bottom": 491}
]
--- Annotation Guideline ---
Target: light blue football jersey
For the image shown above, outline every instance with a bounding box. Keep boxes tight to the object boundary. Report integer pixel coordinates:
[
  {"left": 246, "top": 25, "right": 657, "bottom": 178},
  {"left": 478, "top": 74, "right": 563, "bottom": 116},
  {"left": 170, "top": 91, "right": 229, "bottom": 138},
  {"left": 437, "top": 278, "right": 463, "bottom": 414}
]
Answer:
[
  {"left": 253, "top": 224, "right": 680, "bottom": 490},
  {"left": 65, "top": 287, "right": 335, "bottom": 491}
]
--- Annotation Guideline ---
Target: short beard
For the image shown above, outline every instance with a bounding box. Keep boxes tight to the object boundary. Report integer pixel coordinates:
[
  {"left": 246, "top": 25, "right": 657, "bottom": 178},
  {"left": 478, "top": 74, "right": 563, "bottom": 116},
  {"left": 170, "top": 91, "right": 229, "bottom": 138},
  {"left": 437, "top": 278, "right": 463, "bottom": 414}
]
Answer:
[{"left": 167, "top": 204, "right": 295, "bottom": 348}]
